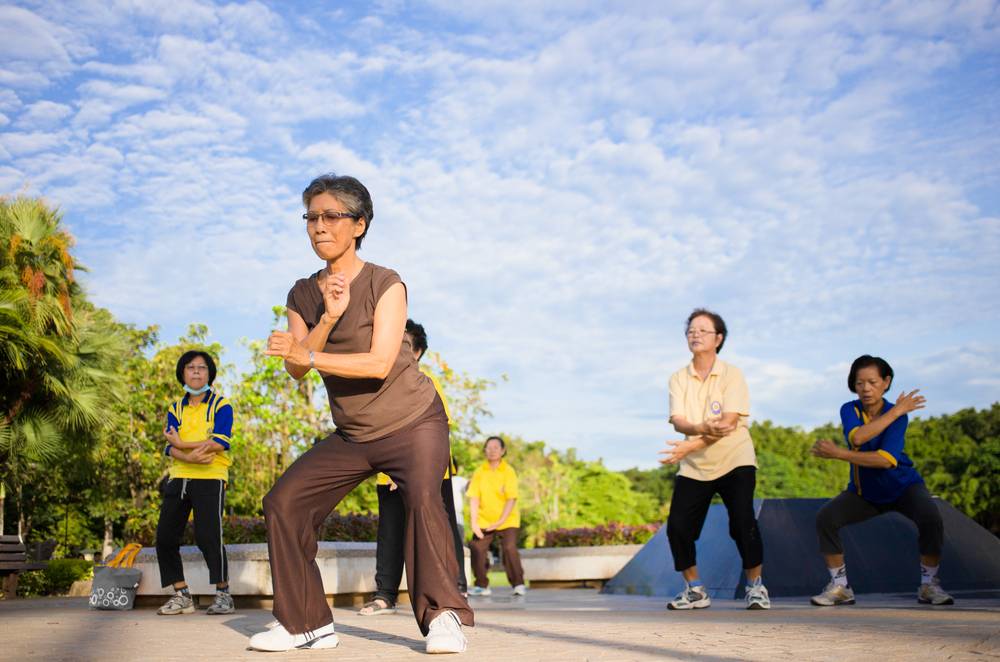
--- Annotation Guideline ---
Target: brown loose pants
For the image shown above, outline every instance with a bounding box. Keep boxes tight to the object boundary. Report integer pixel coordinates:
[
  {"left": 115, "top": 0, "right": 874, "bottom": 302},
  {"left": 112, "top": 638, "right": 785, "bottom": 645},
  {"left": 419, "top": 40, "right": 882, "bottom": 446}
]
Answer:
[
  {"left": 262, "top": 398, "right": 473, "bottom": 635},
  {"left": 469, "top": 527, "right": 524, "bottom": 588}
]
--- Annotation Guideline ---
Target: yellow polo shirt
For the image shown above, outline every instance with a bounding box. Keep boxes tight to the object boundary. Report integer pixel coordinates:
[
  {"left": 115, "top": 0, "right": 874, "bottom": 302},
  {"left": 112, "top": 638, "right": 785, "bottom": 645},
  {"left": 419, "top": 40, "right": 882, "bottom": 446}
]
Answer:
[
  {"left": 668, "top": 358, "right": 755, "bottom": 481},
  {"left": 377, "top": 367, "right": 451, "bottom": 486},
  {"left": 468, "top": 459, "right": 520, "bottom": 530},
  {"left": 166, "top": 391, "right": 233, "bottom": 481}
]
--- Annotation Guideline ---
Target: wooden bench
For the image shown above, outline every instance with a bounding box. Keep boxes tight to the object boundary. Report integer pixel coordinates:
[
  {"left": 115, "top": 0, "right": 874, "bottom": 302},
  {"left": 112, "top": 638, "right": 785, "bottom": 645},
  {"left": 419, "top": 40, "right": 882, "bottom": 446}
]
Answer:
[{"left": 0, "top": 535, "right": 49, "bottom": 597}]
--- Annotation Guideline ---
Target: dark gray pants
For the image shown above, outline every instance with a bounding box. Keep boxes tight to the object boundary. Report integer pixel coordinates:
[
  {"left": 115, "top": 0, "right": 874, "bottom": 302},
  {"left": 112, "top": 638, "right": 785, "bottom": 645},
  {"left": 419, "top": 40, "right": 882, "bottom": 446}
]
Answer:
[{"left": 816, "top": 482, "right": 943, "bottom": 556}]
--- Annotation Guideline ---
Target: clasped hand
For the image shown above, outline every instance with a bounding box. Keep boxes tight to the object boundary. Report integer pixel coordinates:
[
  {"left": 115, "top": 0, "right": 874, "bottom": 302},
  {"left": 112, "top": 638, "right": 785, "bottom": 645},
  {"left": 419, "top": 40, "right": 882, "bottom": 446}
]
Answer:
[
  {"left": 163, "top": 426, "right": 214, "bottom": 464},
  {"left": 659, "top": 439, "right": 700, "bottom": 465},
  {"left": 265, "top": 330, "right": 310, "bottom": 367},
  {"left": 810, "top": 438, "right": 841, "bottom": 459}
]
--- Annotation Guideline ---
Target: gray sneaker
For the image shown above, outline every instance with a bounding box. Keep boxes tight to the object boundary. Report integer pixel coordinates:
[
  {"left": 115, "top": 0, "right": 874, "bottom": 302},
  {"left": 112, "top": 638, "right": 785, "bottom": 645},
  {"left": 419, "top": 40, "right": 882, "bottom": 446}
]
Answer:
[
  {"left": 667, "top": 585, "right": 711, "bottom": 610},
  {"left": 206, "top": 590, "right": 235, "bottom": 615},
  {"left": 157, "top": 591, "right": 195, "bottom": 615},
  {"left": 425, "top": 610, "right": 467, "bottom": 654},
  {"left": 917, "top": 579, "right": 954, "bottom": 605},
  {"left": 745, "top": 581, "right": 771, "bottom": 610},
  {"left": 810, "top": 582, "right": 855, "bottom": 606}
]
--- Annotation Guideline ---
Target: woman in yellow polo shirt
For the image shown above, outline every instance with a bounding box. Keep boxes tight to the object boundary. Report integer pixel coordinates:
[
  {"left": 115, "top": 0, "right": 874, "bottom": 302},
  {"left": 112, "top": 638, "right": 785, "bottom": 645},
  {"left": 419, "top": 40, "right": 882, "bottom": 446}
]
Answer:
[
  {"left": 467, "top": 436, "right": 526, "bottom": 597},
  {"left": 155, "top": 350, "right": 234, "bottom": 617},
  {"left": 660, "top": 309, "right": 769, "bottom": 610}
]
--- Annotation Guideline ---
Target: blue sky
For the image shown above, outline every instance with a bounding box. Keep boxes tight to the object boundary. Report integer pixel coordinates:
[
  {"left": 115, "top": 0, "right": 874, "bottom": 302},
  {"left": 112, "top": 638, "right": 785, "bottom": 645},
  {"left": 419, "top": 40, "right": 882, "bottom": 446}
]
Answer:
[{"left": 2, "top": 1, "right": 998, "bottom": 470}]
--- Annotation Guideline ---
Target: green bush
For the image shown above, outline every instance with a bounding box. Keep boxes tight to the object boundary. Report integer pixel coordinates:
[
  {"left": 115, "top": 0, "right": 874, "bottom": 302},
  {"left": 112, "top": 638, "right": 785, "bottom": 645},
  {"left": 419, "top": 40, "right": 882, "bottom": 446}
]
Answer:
[
  {"left": 16, "top": 559, "right": 94, "bottom": 597},
  {"left": 542, "top": 522, "right": 660, "bottom": 547}
]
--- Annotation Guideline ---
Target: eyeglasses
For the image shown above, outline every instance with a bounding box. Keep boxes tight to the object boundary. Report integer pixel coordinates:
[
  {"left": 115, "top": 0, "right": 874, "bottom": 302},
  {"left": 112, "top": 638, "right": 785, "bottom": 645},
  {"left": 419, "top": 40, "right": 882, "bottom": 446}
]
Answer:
[
  {"left": 303, "top": 210, "right": 357, "bottom": 225},
  {"left": 185, "top": 364, "right": 209, "bottom": 373},
  {"left": 686, "top": 329, "right": 717, "bottom": 337}
]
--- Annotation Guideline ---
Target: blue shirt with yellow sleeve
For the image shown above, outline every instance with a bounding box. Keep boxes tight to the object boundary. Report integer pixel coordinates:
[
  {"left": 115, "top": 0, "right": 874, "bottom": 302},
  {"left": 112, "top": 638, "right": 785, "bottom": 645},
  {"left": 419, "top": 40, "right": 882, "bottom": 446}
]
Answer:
[
  {"left": 165, "top": 389, "right": 234, "bottom": 481},
  {"left": 840, "top": 398, "right": 923, "bottom": 504}
]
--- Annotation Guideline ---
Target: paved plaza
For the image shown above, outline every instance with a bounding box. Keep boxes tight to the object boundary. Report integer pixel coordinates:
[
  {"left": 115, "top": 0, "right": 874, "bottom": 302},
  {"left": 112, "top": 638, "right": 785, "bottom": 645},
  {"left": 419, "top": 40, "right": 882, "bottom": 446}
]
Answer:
[{"left": 2, "top": 588, "right": 998, "bottom": 661}]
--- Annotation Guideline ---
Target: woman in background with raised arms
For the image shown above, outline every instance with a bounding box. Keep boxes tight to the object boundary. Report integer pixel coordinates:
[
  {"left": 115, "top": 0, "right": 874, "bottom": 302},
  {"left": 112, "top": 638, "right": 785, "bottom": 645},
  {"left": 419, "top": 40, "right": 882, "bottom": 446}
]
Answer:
[
  {"left": 249, "top": 174, "right": 473, "bottom": 654},
  {"left": 810, "top": 354, "right": 954, "bottom": 606}
]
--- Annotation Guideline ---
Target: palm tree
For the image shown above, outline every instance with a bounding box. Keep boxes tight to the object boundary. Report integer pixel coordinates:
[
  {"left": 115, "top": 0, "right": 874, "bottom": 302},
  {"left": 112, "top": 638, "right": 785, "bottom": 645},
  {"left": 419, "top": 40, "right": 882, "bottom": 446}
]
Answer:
[{"left": 0, "top": 196, "right": 125, "bottom": 537}]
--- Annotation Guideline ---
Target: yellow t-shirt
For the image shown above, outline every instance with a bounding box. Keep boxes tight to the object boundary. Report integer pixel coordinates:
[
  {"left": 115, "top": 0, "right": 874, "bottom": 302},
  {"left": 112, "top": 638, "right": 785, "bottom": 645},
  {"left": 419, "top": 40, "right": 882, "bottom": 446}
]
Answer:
[
  {"left": 668, "top": 358, "right": 755, "bottom": 481},
  {"left": 166, "top": 391, "right": 233, "bottom": 481},
  {"left": 468, "top": 459, "right": 520, "bottom": 530},
  {"left": 377, "top": 366, "right": 451, "bottom": 486}
]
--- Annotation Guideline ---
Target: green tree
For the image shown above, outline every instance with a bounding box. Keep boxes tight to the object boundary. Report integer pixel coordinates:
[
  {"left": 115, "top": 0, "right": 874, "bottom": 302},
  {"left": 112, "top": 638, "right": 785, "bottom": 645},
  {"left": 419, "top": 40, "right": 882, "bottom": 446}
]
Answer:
[{"left": 0, "top": 196, "right": 127, "bottom": 538}]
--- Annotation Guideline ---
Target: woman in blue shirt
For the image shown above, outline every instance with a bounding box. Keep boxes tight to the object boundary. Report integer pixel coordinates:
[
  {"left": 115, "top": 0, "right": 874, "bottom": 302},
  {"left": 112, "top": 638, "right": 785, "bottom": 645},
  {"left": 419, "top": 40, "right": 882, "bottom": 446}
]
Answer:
[{"left": 810, "top": 355, "right": 953, "bottom": 606}]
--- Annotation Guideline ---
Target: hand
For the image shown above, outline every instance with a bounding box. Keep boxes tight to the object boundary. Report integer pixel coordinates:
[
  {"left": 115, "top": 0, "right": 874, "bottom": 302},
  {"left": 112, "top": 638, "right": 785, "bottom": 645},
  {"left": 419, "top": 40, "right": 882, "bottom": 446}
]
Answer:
[
  {"left": 702, "top": 418, "right": 736, "bottom": 439},
  {"left": 320, "top": 268, "right": 350, "bottom": 321},
  {"left": 163, "top": 425, "right": 181, "bottom": 447},
  {"left": 187, "top": 444, "right": 215, "bottom": 464},
  {"left": 658, "top": 439, "right": 698, "bottom": 465},
  {"left": 484, "top": 522, "right": 498, "bottom": 532},
  {"left": 893, "top": 389, "right": 926, "bottom": 416},
  {"left": 472, "top": 525, "right": 484, "bottom": 539},
  {"left": 265, "top": 331, "right": 310, "bottom": 367},
  {"left": 811, "top": 439, "right": 842, "bottom": 460},
  {"left": 388, "top": 480, "right": 398, "bottom": 492}
]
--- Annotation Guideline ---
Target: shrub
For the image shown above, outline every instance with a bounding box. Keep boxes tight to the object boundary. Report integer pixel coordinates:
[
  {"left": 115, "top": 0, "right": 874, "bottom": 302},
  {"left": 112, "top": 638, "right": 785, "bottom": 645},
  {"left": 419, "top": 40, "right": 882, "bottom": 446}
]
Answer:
[
  {"left": 16, "top": 559, "right": 94, "bottom": 597},
  {"left": 179, "top": 512, "right": 379, "bottom": 545},
  {"left": 542, "top": 522, "right": 660, "bottom": 548}
]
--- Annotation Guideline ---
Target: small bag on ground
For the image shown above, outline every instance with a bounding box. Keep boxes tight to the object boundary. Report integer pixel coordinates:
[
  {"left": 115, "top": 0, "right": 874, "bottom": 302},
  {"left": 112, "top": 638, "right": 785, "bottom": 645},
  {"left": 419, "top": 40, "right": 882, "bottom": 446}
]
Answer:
[{"left": 89, "top": 543, "right": 142, "bottom": 610}]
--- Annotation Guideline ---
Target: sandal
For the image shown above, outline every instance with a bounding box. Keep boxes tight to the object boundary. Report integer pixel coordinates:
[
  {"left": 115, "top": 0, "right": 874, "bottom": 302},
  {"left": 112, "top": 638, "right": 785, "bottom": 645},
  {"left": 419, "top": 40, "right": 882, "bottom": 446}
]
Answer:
[{"left": 358, "top": 598, "right": 396, "bottom": 616}]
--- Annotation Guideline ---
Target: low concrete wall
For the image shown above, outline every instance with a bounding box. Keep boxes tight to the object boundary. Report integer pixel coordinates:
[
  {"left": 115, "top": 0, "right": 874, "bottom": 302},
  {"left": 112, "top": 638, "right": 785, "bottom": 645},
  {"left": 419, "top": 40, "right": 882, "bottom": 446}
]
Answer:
[
  {"left": 520, "top": 544, "right": 643, "bottom": 584},
  {"left": 134, "top": 542, "right": 639, "bottom": 597}
]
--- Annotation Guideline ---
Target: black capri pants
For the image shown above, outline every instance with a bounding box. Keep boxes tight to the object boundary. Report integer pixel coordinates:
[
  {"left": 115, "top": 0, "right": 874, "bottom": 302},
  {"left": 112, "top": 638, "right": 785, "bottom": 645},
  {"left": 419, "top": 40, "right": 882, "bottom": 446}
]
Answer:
[
  {"left": 816, "top": 482, "right": 943, "bottom": 557},
  {"left": 666, "top": 465, "right": 763, "bottom": 572}
]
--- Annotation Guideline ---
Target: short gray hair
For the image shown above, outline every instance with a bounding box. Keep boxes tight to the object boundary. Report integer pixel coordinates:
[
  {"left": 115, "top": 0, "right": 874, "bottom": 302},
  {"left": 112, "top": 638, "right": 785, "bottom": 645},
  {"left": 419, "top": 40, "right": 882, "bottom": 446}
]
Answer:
[{"left": 301, "top": 173, "right": 374, "bottom": 249}]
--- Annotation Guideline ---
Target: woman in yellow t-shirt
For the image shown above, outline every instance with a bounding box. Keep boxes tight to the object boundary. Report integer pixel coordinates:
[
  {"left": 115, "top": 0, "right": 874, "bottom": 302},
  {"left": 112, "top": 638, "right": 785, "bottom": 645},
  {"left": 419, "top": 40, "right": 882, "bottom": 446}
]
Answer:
[
  {"left": 467, "top": 436, "right": 525, "bottom": 597},
  {"left": 660, "top": 309, "right": 768, "bottom": 611}
]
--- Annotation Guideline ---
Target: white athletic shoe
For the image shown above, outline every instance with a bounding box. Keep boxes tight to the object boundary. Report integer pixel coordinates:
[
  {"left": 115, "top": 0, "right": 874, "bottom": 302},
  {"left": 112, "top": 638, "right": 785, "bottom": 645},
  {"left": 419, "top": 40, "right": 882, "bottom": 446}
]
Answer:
[
  {"left": 744, "top": 580, "right": 771, "bottom": 610},
  {"left": 157, "top": 591, "right": 195, "bottom": 615},
  {"left": 467, "top": 586, "right": 492, "bottom": 597},
  {"left": 425, "top": 610, "right": 467, "bottom": 654},
  {"left": 512, "top": 584, "right": 527, "bottom": 596},
  {"left": 248, "top": 622, "right": 340, "bottom": 652},
  {"left": 666, "top": 585, "right": 711, "bottom": 610},
  {"left": 810, "top": 582, "right": 855, "bottom": 606},
  {"left": 917, "top": 579, "right": 955, "bottom": 605}
]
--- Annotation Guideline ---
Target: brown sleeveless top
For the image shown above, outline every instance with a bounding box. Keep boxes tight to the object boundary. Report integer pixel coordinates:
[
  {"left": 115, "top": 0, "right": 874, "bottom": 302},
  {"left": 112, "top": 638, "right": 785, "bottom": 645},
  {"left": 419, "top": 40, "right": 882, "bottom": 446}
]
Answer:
[{"left": 285, "top": 262, "right": 437, "bottom": 442}]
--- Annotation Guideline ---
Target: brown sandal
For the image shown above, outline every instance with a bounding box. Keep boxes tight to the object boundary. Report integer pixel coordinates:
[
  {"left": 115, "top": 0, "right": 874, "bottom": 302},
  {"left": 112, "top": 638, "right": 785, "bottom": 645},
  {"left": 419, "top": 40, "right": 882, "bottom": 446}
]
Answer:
[{"left": 358, "top": 598, "right": 396, "bottom": 616}]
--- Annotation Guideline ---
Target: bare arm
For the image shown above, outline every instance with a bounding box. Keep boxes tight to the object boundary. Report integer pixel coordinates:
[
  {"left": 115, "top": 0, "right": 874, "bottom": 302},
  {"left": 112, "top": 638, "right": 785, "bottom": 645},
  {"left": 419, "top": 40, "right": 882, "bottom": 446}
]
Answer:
[
  {"left": 470, "top": 497, "right": 484, "bottom": 539},
  {"left": 662, "top": 412, "right": 741, "bottom": 463},
  {"left": 267, "top": 283, "right": 407, "bottom": 380},
  {"left": 284, "top": 309, "right": 339, "bottom": 380},
  {"left": 811, "top": 439, "right": 894, "bottom": 469},
  {"left": 485, "top": 499, "right": 516, "bottom": 531}
]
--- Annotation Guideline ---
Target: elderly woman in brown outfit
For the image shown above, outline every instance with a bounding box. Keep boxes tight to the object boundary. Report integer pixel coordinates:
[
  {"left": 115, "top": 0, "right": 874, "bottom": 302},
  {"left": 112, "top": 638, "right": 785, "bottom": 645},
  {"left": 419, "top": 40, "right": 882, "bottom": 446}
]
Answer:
[{"left": 249, "top": 174, "right": 472, "bottom": 654}]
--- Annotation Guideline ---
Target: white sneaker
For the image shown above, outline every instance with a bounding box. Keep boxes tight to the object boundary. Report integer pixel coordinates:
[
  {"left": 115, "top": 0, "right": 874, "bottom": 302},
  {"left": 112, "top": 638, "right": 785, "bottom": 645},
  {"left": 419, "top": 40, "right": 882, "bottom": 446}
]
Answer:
[
  {"left": 512, "top": 584, "right": 527, "bottom": 596},
  {"left": 157, "top": 591, "right": 195, "bottom": 615},
  {"left": 744, "top": 580, "right": 771, "bottom": 610},
  {"left": 467, "top": 586, "right": 491, "bottom": 597},
  {"left": 425, "top": 610, "right": 467, "bottom": 654},
  {"left": 666, "top": 585, "right": 711, "bottom": 610},
  {"left": 917, "top": 579, "right": 955, "bottom": 605},
  {"left": 810, "top": 582, "right": 855, "bottom": 606},
  {"left": 248, "top": 622, "right": 340, "bottom": 652}
]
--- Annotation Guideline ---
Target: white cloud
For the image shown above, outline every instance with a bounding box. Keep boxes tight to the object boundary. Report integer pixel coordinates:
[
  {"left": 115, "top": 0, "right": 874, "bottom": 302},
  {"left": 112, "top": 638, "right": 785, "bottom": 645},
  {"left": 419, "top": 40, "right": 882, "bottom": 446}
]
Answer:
[
  {"left": 2, "top": 2, "right": 998, "bottom": 469},
  {"left": 16, "top": 100, "right": 73, "bottom": 128}
]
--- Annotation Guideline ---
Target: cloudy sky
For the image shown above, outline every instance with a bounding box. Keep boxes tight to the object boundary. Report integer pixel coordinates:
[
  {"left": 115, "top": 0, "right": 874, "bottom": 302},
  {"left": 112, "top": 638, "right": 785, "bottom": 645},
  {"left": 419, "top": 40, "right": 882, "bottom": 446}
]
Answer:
[{"left": 2, "top": 1, "right": 998, "bottom": 469}]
